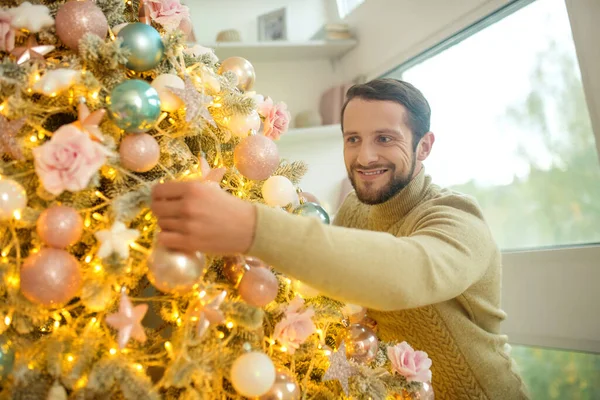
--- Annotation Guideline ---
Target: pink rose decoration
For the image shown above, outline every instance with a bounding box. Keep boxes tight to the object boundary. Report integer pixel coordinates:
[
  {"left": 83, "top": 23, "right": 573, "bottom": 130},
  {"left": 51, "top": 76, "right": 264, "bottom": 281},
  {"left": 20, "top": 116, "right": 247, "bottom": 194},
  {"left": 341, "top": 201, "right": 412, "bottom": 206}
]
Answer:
[
  {"left": 147, "top": 0, "right": 190, "bottom": 32},
  {"left": 387, "top": 342, "right": 432, "bottom": 383},
  {"left": 0, "top": 10, "right": 15, "bottom": 52},
  {"left": 273, "top": 296, "right": 316, "bottom": 354},
  {"left": 258, "top": 97, "right": 291, "bottom": 141},
  {"left": 33, "top": 124, "right": 109, "bottom": 196}
]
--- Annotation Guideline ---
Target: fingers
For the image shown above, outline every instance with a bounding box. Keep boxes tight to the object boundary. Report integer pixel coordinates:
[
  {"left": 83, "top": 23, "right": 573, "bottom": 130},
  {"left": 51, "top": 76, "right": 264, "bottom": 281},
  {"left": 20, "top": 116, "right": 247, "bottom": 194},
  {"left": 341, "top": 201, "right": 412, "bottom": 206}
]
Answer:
[
  {"left": 152, "top": 181, "right": 199, "bottom": 200},
  {"left": 152, "top": 200, "right": 187, "bottom": 220},
  {"left": 157, "top": 231, "right": 190, "bottom": 252},
  {"left": 156, "top": 217, "right": 190, "bottom": 234}
]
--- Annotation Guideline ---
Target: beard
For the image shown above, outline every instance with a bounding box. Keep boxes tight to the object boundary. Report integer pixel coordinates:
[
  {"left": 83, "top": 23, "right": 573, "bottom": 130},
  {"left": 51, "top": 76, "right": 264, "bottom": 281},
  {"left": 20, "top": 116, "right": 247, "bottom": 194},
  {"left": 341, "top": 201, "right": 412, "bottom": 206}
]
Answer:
[{"left": 348, "top": 154, "right": 416, "bottom": 205}]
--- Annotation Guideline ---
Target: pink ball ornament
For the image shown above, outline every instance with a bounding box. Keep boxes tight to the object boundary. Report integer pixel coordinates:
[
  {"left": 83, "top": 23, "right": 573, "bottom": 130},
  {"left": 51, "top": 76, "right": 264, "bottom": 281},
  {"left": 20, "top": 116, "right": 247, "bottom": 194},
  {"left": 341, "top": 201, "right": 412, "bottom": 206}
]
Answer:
[
  {"left": 20, "top": 248, "right": 82, "bottom": 308},
  {"left": 234, "top": 135, "right": 280, "bottom": 181},
  {"left": 55, "top": 0, "right": 108, "bottom": 51},
  {"left": 238, "top": 265, "right": 279, "bottom": 307},
  {"left": 119, "top": 133, "right": 160, "bottom": 173},
  {"left": 37, "top": 205, "right": 83, "bottom": 249}
]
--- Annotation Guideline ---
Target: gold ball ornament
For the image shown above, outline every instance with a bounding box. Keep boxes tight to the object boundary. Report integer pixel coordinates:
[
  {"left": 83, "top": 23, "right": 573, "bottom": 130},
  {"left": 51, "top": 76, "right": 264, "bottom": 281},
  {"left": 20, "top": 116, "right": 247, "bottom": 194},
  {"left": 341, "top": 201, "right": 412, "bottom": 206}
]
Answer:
[
  {"left": 337, "top": 323, "right": 379, "bottom": 364},
  {"left": 219, "top": 57, "right": 256, "bottom": 92},
  {"left": 259, "top": 368, "right": 301, "bottom": 400},
  {"left": 147, "top": 245, "right": 207, "bottom": 294}
]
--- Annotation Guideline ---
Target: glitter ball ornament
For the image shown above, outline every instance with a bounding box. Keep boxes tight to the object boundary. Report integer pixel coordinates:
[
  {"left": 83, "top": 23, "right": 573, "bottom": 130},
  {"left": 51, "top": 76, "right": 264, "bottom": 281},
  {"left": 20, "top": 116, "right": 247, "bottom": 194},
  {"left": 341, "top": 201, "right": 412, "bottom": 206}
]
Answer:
[
  {"left": 108, "top": 80, "right": 161, "bottom": 133},
  {"left": 37, "top": 205, "right": 83, "bottom": 248},
  {"left": 219, "top": 57, "right": 256, "bottom": 92},
  {"left": 0, "top": 335, "right": 15, "bottom": 381},
  {"left": 151, "top": 74, "right": 184, "bottom": 112},
  {"left": 234, "top": 135, "right": 279, "bottom": 180},
  {"left": 0, "top": 179, "right": 27, "bottom": 220},
  {"left": 119, "top": 133, "right": 160, "bottom": 172},
  {"left": 20, "top": 248, "right": 82, "bottom": 307},
  {"left": 227, "top": 110, "right": 260, "bottom": 138},
  {"left": 292, "top": 202, "right": 330, "bottom": 224},
  {"left": 231, "top": 352, "right": 276, "bottom": 397},
  {"left": 238, "top": 265, "right": 278, "bottom": 307},
  {"left": 259, "top": 368, "right": 301, "bottom": 400},
  {"left": 337, "top": 323, "right": 379, "bottom": 364},
  {"left": 262, "top": 176, "right": 299, "bottom": 208},
  {"left": 147, "top": 245, "right": 207, "bottom": 294},
  {"left": 55, "top": 0, "right": 108, "bottom": 51},
  {"left": 117, "top": 22, "right": 164, "bottom": 72}
]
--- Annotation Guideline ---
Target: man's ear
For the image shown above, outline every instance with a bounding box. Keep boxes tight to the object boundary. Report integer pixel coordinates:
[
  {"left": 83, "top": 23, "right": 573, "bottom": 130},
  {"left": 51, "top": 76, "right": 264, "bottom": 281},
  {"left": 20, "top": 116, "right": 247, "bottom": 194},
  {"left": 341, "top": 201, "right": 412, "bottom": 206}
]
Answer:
[{"left": 416, "top": 132, "right": 435, "bottom": 161}]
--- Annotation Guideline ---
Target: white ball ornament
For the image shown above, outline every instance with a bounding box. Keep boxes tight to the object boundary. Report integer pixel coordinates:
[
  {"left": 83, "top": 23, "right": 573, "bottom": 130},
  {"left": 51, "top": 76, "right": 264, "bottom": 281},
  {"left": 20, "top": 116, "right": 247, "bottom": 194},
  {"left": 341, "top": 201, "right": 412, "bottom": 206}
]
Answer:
[
  {"left": 0, "top": 179, "right": 27, "bottom": 220},
  {"left": 151, "top": 74, "right": 185, "bottom": 113},
  {"left": 262, "top": 176, "right": 299, "bottom": 208},
  {"left": 231, "top": 352, "right": 276, "bottom": 397},
  {"left": 228, "top": 110, "right": 261, "bottom": 138}
]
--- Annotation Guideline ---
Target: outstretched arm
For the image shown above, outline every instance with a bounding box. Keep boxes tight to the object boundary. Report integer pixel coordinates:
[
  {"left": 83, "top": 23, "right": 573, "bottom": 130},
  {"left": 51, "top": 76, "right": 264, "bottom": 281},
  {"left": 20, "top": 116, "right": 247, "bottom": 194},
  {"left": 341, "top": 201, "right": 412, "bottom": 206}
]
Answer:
[
  {"left": 248, "top": 202, "right": 494, "bottom": 311},
  {"left": 151, "top": 181, "right": 494, "bottom": 311}
]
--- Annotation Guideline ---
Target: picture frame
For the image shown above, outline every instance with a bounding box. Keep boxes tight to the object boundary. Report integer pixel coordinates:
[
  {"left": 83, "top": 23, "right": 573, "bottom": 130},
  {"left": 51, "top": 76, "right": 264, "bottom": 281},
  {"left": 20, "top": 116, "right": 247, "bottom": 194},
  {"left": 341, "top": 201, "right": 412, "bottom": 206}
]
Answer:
[{"left": 257, "top": 8, "right": 287, "bottom": 41}]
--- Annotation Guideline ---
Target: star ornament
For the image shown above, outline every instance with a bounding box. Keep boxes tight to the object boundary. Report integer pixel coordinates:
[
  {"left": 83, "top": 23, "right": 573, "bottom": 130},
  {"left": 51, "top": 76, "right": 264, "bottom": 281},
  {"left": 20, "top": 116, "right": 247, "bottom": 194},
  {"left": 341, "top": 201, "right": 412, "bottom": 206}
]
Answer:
[
  {"left": 75, "top": 102, "right": 106, "bottom": 141},
  {"left": 94, "top": 221, "right": 140, "bottom": 259},
  {"left": 105, "top": 290, "right": 148, "bottom": 349},
  {"left": 322, "top": 342, "right": 357, "bottom": 396},
  {"left": 189, "top": 290, "right": 227, "bottom": 337},
  {"left": 0, "top": 115, "right": 25, "bottom": 161},
  {"left": 168, "top": 75, "right": 216, "bottom": 127},
  {"left": 11, "top": 36, "right": 54, "bottom": 65},
  {"left": 198, "top": 157, "right": 225, "bottom": 185}
]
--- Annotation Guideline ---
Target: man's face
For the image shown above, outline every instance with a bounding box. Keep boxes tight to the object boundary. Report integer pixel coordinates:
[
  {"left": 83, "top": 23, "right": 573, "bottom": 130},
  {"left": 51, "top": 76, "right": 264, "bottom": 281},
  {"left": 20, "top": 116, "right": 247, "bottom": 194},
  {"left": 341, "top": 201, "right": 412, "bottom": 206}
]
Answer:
[{"left": 343, "top": 99, "right": 418, "bottom": 205}]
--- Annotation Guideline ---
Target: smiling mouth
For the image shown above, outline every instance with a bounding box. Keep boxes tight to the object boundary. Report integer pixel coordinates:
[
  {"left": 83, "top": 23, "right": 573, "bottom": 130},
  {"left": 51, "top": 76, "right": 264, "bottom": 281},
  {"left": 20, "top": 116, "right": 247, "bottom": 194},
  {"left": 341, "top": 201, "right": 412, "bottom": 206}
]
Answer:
[{"left": 356, "top": 169, "right": 388, "bottom": 176}]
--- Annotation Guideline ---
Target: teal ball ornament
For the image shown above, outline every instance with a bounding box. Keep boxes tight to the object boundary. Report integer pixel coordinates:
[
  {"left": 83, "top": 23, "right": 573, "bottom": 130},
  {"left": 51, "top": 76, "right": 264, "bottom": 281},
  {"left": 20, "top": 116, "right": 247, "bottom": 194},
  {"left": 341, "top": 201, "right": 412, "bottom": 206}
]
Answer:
[
  {"left": 108, "top": 80, "right": 161, "bottom": 133},
  {"left": 292, "top": 202, "right": 330, "bottom": 224},
  {"left": 117, "top": 22, "right": 164, "bottom": 72},
  {"left": 0, "top": 336, "right": 15, "bottom": 380}
]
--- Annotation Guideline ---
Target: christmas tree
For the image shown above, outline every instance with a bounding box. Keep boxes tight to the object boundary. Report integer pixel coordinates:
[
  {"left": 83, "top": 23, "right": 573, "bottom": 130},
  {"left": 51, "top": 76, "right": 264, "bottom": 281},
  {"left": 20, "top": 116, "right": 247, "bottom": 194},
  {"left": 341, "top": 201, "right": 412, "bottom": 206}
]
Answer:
[{"left": 0, "top": 1, "right": 433, "bottom": 399}]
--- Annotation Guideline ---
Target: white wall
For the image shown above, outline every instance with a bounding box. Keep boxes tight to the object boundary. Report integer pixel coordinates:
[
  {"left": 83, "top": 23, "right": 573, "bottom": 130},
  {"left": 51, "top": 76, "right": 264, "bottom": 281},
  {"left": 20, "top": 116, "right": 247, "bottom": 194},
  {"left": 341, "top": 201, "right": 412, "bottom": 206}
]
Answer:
[
  {"left": 251, "top": 60, "right": 335, "bottom": 129},
  {"left": 186, "top": 0, "right": 327, "bottom": 42}
]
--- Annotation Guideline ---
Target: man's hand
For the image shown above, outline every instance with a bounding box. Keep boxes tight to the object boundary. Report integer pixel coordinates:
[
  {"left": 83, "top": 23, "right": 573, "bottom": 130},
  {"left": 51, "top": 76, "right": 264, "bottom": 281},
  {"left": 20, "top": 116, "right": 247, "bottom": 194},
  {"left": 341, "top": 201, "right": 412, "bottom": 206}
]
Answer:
[{"left": 150, "top": 181, "right": 256, "bottom": 255}]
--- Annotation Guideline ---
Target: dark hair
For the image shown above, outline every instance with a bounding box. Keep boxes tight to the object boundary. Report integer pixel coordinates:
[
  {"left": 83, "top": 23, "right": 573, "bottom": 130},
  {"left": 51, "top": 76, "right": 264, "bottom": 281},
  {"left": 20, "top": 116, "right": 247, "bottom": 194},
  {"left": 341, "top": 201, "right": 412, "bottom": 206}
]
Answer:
[{"left": 341, "top": 78, "right": 431, "bottom": 150}]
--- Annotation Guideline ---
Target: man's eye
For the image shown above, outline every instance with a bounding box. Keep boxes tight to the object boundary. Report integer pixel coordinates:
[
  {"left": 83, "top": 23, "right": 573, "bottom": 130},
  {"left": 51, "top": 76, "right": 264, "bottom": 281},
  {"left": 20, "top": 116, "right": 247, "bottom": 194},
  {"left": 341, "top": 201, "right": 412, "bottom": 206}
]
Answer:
[
  {"left": 378, "top": 136, "right": 392, "bottom": 143},
  {"left": 346, "top": 136, "right": 359, "bottom": 143}
]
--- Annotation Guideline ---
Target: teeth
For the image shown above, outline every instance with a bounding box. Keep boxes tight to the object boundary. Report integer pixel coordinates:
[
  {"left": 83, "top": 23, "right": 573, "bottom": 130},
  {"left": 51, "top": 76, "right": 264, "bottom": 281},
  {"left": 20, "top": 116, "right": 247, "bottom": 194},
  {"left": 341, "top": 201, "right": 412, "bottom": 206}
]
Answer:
[{"left": 362, "top": 170, "right": 385, "bottom": 176}]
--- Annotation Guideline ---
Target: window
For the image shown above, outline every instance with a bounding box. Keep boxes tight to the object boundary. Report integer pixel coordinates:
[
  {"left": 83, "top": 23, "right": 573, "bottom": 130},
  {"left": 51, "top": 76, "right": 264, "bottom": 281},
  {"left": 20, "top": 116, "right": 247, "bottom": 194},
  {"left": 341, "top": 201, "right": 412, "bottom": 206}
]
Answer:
[
  {"left": 336, "top": 0, "right": 365, "bottom": 19},
  {"left": 383, "top": 0, "right": 600, "bottom": 397},
  {"left": 511, "top": 345, "right": 600, "bottom": 399},
  {"left": 384, "top": 0, "right": 600, "bottom": 251}
]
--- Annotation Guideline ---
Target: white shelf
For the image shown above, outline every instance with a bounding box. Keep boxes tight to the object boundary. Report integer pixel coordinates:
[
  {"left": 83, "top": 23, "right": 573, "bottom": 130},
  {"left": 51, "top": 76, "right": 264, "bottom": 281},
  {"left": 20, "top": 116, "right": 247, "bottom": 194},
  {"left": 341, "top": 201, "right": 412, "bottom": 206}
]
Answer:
[
  {"left": 277, "top": 124, "right": 342, "bottom": 145},
  {"left": 206, "top": 40, "right": 357, "bottom": 63}
]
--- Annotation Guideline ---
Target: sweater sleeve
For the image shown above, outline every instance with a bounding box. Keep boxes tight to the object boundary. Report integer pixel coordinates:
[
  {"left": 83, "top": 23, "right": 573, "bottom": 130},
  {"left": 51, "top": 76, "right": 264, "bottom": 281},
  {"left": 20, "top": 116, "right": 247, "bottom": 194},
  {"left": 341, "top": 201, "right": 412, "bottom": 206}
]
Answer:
[{"left": 247, "top": 200, "right": 495, "bottom": 311}]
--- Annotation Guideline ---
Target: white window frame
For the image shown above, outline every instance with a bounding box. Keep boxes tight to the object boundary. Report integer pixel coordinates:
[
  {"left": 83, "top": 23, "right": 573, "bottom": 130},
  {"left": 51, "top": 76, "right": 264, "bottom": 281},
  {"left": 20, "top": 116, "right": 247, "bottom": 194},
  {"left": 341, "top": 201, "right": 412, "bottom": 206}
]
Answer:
[{"left": 383, "top": 0, "right": 600, "bottom": 354}]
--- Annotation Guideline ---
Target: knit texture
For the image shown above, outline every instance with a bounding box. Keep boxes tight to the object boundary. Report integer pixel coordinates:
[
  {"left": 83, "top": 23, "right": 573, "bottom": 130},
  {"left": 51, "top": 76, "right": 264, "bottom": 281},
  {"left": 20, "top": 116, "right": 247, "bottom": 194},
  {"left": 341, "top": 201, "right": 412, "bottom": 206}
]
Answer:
[{"left": 248, "top": 169, "right": 529, "bottom": 399}]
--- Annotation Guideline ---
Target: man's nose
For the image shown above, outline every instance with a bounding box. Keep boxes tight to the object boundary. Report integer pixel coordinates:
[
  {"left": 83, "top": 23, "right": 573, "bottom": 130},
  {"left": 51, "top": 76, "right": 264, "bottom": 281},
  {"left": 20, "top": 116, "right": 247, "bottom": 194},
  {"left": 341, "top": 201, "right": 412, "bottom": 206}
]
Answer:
[{"left": 356, "top": 143, "right": 378, "bottom": 166}]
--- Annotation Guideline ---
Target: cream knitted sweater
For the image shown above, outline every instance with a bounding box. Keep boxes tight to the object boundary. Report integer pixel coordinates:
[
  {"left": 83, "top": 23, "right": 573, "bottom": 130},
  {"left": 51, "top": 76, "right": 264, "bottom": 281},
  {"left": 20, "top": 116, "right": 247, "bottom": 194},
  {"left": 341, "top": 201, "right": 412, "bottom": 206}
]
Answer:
[{"left": 248, "top": 170, "right": 529, "bottom": 399}]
